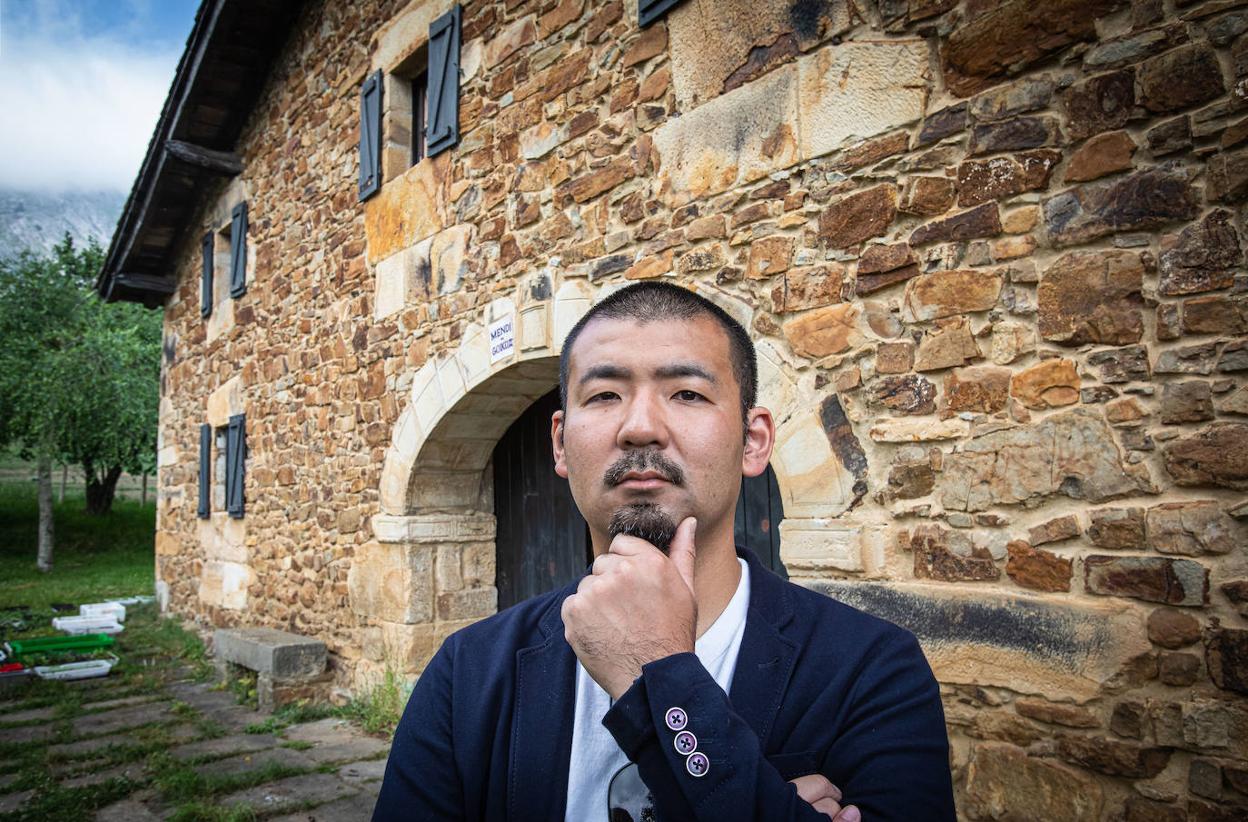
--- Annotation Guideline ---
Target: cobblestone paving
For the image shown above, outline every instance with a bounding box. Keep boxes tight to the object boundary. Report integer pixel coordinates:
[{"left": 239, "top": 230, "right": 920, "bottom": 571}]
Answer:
[{"left": 0, "top": 662, "right": 386, "bottom": 821}]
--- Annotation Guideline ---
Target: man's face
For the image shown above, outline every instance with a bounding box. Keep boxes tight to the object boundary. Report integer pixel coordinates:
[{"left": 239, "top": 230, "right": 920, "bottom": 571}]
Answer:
[{"left": 552, "top": 314, "right": 767, "bottom": 555}]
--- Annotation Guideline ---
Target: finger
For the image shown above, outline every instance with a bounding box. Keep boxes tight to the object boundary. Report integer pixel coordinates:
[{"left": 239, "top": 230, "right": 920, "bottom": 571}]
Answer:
[
  {"left": 608, "top": 534, "right": 661, "bottom": 556},
  {"left": 591, "top": 554, "right": 625, "bottom": 575},
  {"left": 833, "top": 805, "right": 861, "bottom": 822},
  {"left": 788, "top": 774, "right": 835, "bottom": 804},
  {"left": 668, "top": 517, "right": 698, "bottom": 592},
  {"left": 811, "top": 797, "right": 843, "bottom": 818}
]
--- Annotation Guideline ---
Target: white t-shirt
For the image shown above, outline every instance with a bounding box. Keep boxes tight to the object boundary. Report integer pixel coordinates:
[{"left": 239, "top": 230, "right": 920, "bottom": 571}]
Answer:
[{"left": 564, "top": 558, "right": 751, "bottom": 822}]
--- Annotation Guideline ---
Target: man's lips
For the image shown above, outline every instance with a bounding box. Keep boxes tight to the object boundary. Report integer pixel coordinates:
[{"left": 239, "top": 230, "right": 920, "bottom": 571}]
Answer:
[{"left": 617, "top": 471, "right": 672, "bottom": 489}]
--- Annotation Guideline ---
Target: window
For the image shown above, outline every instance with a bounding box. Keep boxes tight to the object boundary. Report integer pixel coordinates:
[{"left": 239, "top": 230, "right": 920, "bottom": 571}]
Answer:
[
  {"left": 213, "top": 426, "right": 228, "bottom": 512},
  {"left": 201, "top": 200, "right": 248, "bottom": 320},
  {"left": 411, "top": 69, "right": 428, "bottom": 166},
  {"left": 359, "top": 5, "right": 461, "bottom": 199},
  {"left": 197, "top": 414, "right": 245, "bottom": 519},
  {"left": 197, "top": 424, "right": 211, "bottom": 518},
  {"left": 382, "top": 47, "right": 431, "bottom": 181}
]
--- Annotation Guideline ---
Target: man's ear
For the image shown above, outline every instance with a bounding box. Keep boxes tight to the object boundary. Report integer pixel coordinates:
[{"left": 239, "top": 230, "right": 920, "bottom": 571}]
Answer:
[
  {"left": 552, "top": 409, "right": 569, "bottom": 479},
  {"left": 741, "top": 406, "right": 775, "bottom": 479}
]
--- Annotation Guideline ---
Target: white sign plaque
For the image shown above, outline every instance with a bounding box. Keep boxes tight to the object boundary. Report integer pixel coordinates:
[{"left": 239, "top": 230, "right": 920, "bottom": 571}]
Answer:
[{"left": 489, "top": 315, "right": 516, "bottom": 363}]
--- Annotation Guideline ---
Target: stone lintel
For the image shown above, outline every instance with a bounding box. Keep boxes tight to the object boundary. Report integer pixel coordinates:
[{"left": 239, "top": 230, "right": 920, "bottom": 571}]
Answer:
[{"left": 372, "top": 512, "right": 496, "bottom": 543}]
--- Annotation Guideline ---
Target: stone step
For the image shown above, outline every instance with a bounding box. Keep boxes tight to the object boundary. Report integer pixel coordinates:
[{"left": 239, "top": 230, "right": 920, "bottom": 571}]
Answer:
[
  {"left": 267, "top": 795, "right": 375, "bottom": 822},
  {"left": 61, "top": 760, "right": 145, "bottom": 790},
  {"left": 194, "top": 746, "right": 317, "bottom": 779},
  {"left": 0, "top": 788, "right": 34, "bottom": 814},
  {"left": 95, "top": 798, "right": 162, "bottom": 822},
  {"left": 282, "top": 718, "right": 389, "bottom": 764},
  {"left": 215, "top": 772, "right": 359, "bottom": 815},
  {"left": 0, "top": 705, "right": 56, "bottom": 725},
  {"left": 168, "top": 732, "right": 279, "bottom": 763},
  {"left": 70, "top": 702, "right": 175, "bottom": 738}
]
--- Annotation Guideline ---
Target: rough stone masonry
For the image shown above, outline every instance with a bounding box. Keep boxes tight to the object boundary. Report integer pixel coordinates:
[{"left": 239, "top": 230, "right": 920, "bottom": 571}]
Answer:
[{"left": 148, "top": 0, "right": 1248, "bottom": 818}]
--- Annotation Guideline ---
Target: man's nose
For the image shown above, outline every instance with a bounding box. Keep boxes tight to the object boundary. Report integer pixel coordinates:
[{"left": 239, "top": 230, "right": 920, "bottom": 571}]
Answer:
[{"left": 616, "top": 390, "right": 668, "bottom": 449}]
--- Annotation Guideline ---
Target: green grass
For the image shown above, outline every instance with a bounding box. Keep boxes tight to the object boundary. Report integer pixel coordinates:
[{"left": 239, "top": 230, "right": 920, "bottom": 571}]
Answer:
[
  {"left": 243, "top": 700, "right": 339, "bottom": 735},
  {"left": 0, "top": 606, "right": 222, "bottom": 821},
  {"left": 336, "top": 669, "right": 407, "bottom": 736},
  {"left": 0, "top": 481, "right": 154, "bottom": 609}
]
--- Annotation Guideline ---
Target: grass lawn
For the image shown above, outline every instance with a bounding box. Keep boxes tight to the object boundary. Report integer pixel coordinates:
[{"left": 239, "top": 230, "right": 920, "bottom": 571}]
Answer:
[{"left": 0, "top": 482, "right": 154, "bottom": 610}]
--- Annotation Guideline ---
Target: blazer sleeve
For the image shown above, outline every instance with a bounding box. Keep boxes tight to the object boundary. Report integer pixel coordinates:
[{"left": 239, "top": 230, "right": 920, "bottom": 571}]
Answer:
[
  {"left": 603, "top": 635, "right": 955, "bottom": 822},
  {"left": 602, "top": 652, "right": 836, "bottom": 822},
  {"left": 372, "top": 640, "right": 464, "bottom": 821},
  {"left": 821, "top": 630, "right": 955, "bottom": 821}
]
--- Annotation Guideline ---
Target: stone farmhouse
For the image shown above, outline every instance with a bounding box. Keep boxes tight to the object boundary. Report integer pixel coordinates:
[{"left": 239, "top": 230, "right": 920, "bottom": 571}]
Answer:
[{"left": 98, "top": 0, "right": 1248, "bottom": 816}]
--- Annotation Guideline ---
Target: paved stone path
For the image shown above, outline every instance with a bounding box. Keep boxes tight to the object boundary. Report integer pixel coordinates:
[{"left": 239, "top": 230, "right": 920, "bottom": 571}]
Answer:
[{"left": 0, "top": 668, "right": 388, "bottom": 820}]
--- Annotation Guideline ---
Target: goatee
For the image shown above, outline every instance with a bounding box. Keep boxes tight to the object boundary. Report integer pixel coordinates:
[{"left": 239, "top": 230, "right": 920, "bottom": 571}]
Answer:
[{"left": 608, "top": 503, "right": 678, "bottom": 555}]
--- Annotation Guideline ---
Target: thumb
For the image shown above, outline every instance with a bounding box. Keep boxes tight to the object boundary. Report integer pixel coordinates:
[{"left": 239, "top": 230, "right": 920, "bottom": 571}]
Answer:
[{"left": 669, "top": 517, "right": 698, "bottom": 591}]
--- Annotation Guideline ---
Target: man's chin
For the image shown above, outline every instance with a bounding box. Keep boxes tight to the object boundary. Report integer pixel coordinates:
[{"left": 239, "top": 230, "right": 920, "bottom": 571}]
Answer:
[{"left": 607, "top": 502, "right": 679, "bottom": 554}]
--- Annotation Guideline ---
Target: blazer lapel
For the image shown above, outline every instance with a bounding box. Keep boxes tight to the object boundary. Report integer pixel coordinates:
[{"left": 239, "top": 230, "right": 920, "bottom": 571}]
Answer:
[
  {"left": 508, "top": 586, "right": 578, "bottom": 821},
  {"left": 729, "top": 549, "right": 799, "bottom": 750}
]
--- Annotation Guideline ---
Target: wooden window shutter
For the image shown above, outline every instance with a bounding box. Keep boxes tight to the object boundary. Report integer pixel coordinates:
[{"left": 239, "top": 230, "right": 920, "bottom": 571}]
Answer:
[
  {"left": 638, "top": 0, "right": 683, "bottom": 27},
  {"left": 425, "top": 6, "right": 461, "bottom": 158},
  {"left": 198, "top": 423, "right": 211, "bottom": 518},
  {"left": 358, "top": 70, "right": 382, "bottom": 200},
  {"left": 226, "top": 414, "right": 246, "bottom": 519},
  {"left": 200, "top": 233, "right": 213, "bottom": 318},
  {"left": 229, "top": 202, "right": 248, "bottom": 299}
]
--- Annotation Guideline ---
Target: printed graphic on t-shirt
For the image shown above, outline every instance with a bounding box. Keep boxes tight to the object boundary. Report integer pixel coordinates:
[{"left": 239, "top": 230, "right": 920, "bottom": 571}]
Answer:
[{"left": 608, "top": 762, "right": 655, "bottom": 822}]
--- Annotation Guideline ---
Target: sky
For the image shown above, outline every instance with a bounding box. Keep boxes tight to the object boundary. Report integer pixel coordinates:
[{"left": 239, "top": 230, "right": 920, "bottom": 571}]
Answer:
[{"left": 0, "top": 0, "right": 201, "bottom": 192}]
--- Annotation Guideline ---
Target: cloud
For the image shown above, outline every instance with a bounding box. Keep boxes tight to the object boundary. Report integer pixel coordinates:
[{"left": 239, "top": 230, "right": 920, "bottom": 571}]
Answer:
[{"left": 0, "top": 1, "right": 188, "bottom": 192}]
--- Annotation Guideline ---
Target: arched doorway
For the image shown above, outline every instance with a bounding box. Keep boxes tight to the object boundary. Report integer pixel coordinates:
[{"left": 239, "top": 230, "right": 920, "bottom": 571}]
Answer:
[{"left": 492, "top": 388, "right": 788, "bottom": 607}]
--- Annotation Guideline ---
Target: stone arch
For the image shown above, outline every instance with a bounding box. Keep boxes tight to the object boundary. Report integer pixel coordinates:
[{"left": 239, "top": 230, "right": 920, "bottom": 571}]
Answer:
[{"left": 353, "top": 275, "right": 873, "bottom": 683}]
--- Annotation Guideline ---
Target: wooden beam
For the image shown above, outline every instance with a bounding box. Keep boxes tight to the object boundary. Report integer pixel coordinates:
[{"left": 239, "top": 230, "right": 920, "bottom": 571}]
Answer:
[
  {"left": 164, "top": 139, "right": 243, "bottom": 175},
  {"left": 114, "top": 272, "right": 177, "bottom": 295}
]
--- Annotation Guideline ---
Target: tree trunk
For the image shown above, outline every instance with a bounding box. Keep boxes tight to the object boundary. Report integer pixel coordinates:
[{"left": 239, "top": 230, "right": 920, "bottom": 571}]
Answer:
[
  {"left": 84, "top": 464, "right": 124, "bottom": 516},
  {"left": 37, "top": 456, "right": 54, "bottom": 572},
  {"left": 142, "top": 473, "right": 148, "bottom": 506},
  {"left": 60, "top": 464, "right": 67, "bottom": 503}
]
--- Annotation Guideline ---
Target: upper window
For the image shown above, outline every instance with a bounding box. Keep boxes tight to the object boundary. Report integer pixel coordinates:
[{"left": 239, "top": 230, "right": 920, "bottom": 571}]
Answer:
[
  {"left": 411, "top": 69, "right": 428, "bottom": 167},
  {"left": 358, "top": 5, "right": 461, "bottom": 201},
  {"left": 200, "top": 200, "right": 248, "bottom": 319}
]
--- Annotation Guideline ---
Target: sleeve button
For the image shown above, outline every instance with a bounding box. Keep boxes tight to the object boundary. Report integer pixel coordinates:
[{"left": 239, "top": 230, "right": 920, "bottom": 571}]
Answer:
[
  {"left": 673, "top": 730, "right": 697, "bottom": 755},
  {"left": 686, "top": 751, "right": 709, "bottom": 777},
  {"left": 664, "top": 707, "right": 688, "bottom": 731}
]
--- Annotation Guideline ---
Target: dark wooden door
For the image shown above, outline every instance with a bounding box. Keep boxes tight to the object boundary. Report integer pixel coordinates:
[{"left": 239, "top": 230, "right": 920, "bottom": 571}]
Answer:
[
  {"left": 736, "top": 465, "right": 787, "bottom": 579},
  {"left": 493, "top": 389, "right": 591, "bottom": 610},
  {"left": 493, "top": 389, "right": 787, "bottom": 608}
]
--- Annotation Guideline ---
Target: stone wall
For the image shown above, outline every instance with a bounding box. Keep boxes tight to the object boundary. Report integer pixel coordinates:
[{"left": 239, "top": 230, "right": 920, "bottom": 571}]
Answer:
[{"left": 153, "top": 0, "right": 1248, "bottom": 817}]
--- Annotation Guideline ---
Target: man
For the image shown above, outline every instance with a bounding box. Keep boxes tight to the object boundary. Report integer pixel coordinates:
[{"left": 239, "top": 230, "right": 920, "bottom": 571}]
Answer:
[{"left": 373, "top": 282, "right": 955, "bottom": 820}]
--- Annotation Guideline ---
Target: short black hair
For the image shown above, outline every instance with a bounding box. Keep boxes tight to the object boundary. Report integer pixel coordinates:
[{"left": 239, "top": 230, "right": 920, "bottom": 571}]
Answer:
[{"left": 558, "top": 282, "right": 758, "bottom": 421}]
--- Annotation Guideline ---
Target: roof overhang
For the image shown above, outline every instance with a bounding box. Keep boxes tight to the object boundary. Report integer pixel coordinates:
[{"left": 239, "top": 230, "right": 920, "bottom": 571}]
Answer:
[{"left": 97, "top": 0, "right": 301, "bottom": 308}]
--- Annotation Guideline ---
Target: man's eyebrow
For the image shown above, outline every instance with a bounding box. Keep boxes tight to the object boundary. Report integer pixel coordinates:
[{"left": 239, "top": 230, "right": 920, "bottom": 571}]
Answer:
[
  {"left": 578, "top": 364, "right": 632, "bottom": 385},
  {"left": 655, "top": 363, "right": 717, "bottom": 384}
]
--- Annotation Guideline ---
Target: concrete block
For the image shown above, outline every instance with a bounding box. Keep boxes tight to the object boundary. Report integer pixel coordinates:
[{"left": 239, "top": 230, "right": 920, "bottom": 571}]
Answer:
[{"left": 213, "top": 627, "right": 327, "bottom": 680}]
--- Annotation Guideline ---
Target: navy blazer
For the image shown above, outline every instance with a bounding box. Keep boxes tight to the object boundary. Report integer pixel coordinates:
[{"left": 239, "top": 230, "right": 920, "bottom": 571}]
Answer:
[{"left": 373, "top": 548, "right": 955, "bottom": 820}]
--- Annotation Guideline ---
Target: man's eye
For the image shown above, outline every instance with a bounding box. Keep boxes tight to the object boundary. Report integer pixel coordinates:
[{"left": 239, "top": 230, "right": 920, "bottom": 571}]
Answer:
[
  {"left": 674, "top": 390, "right": 704, "bottom": 402},
  {"left": 587, "top": 392, "right": 618, "bottom": 403}
]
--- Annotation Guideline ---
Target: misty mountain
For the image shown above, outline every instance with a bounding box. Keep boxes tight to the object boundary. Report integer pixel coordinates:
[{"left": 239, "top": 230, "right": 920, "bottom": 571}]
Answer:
[{"left": 0, "top": 189, "right": 126, "bottom": 260}]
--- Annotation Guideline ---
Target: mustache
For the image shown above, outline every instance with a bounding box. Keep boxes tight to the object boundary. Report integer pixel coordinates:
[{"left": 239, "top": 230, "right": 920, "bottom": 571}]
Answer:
[{"left": 602, "top": 450, "right": 685, "bottom": 488}]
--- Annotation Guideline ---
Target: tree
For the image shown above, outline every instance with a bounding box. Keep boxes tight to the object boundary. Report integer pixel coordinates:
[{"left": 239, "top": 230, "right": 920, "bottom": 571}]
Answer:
[{"left": 0, "top": 236, "right": 161, "bottom": 569}]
